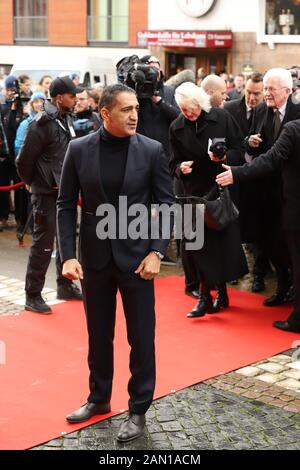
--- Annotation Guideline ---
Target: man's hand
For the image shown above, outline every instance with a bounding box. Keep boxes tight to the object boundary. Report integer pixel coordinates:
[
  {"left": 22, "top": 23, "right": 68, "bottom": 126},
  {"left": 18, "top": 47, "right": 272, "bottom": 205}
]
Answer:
[
  {"left": 135, "top": 252, "right": 161, "bottom": 280},
  {"left": 215, "top": 164, "right": 234, "bottom": 186},
  {"left": 180, "top": 161, "right": 194, "bottom": 175},
  {"left": 248, "top": 133, "right": 262, "bottom": 148},
  {"left": 62, "top": 258, "right": 84, "bottom": 280}
]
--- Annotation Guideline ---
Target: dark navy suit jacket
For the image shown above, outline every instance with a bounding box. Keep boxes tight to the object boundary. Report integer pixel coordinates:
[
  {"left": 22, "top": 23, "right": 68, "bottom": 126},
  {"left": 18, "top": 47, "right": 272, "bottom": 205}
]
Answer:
[{"left": 57, "top": 129, "right": 175, "bottom": 271}]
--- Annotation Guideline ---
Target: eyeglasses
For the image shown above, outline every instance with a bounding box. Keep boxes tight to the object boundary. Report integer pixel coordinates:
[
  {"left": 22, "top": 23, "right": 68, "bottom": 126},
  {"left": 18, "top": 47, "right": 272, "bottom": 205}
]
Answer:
[{"left": 263, "top": 86, "right": 288, "bottom": 93}]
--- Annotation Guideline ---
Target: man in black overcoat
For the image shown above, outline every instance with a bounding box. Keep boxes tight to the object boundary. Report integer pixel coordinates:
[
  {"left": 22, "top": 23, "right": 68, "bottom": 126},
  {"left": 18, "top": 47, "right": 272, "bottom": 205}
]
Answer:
[
  {"left": 217, "top": 118, "right": 300, "bottom": 334},
  {"left": 245, "top": 68, "right": 300, "bottom": 307},
  {"left": 225, "top": 72, "right": 270, "bottom": 293}
]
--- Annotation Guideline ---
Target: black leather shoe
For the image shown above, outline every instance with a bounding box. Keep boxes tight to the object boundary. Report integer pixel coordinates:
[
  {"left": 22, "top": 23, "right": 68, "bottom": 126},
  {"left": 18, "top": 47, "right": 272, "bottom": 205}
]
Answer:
[
  {"left": 263, "top": 292, "right": 287, "bottom": 307},
  {"left": 117, "top": 413, "right": 145, "bottom": 442},
  {"left": 284, "top": 286, "right": 295, "bottom": 304},
  {"left": 273, "top": 320, "right": 300, "bottom": 333},
  {"left": 252, "top": 277, "right": 265, "bottom": 293},
  {"left": 209, "top": 293, "right": 229, "bottom": 314},
  {"left": 66, "top": 402, "right": 111, "bottom": 423},
  {"left": 25, "top": 294, "right": 52, "bottom": 314},
  {"left": 187, "top": 295, "right": 213, "bottom": 318},
  {"left": 57, "top": 283, "right": 82, "bottom": 300},
  {"left": 185, "top": 289, "right": 200, "bottom": 299}
]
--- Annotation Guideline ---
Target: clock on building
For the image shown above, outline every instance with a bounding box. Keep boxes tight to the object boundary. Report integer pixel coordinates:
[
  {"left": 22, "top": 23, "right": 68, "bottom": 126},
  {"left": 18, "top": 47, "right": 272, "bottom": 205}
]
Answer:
[{"left": 177, "top": 0, "right": 216, "bottom": 17}]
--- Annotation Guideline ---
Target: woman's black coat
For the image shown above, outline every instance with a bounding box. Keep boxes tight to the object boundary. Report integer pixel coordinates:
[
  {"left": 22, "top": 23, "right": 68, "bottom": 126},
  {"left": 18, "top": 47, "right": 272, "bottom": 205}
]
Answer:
[{"left": 169, "top": 108, "right": 248, "bottom": 285}]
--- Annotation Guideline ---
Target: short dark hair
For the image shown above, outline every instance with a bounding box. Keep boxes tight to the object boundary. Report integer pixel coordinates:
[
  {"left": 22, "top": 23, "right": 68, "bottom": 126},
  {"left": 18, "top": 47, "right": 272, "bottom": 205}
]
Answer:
[
  {"left": 18, "top": 74, "right": 30, "bottom": 83},
  {"left": 248, "top": 72, "right": 263, "bottom": 83},
  {"left": 99, "top": 84, "right": 136, "bottom": 111}
]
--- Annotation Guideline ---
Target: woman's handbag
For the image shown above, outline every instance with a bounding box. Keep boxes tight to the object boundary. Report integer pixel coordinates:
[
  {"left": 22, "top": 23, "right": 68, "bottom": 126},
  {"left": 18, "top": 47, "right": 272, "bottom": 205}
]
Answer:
[{"left": 176, "top": 185, "right": 239, "bottom": 231}]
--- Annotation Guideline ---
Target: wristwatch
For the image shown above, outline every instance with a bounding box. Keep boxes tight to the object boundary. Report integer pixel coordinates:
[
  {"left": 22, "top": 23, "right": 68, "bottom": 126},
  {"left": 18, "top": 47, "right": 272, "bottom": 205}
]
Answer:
[{"left": 152, "top": 251, "right": 164, "bottom": 260}]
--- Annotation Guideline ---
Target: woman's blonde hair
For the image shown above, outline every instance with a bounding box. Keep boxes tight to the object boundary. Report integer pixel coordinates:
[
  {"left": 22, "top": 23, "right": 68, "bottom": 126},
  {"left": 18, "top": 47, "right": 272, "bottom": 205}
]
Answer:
[{"left": 175, "top": 82, "right": 211, "bottom": 113}]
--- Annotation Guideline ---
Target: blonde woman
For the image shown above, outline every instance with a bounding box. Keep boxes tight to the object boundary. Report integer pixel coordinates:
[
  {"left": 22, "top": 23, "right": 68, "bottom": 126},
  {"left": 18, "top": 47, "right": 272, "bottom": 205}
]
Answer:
[{"left": 170, "top": 82, "right": 248, "bottom": 318}]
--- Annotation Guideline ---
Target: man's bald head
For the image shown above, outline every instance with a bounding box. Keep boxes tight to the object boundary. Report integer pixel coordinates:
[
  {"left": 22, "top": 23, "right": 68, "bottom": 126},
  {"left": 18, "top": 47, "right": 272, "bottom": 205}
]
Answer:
[{"left": 201, "top": 74, "right": 228, "bottom": 108}]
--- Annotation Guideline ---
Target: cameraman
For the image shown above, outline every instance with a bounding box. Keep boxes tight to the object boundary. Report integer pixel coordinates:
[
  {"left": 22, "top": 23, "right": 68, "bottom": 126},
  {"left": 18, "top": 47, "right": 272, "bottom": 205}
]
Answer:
[
  {"left": 135, "top": 56, "right": 180, "bottom": 157},
  {"left": 0, "top": 75, "right": 25, "bottom": 230}
]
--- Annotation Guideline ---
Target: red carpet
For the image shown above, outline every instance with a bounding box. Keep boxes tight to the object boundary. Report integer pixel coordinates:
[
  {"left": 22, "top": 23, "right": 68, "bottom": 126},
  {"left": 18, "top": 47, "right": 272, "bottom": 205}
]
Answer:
[{"left": 0, "top": 276, "right": 298, "bottom": 450}]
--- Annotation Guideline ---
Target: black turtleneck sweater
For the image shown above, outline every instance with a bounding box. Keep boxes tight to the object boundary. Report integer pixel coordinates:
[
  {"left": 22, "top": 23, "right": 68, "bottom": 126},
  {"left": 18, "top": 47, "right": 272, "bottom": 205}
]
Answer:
[{"left": 99, "top": 126, "right": 130, "bottom": 205}]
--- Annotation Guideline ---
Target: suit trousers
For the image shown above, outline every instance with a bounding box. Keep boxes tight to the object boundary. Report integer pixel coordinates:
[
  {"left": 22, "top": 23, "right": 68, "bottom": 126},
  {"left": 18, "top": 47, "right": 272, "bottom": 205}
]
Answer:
[
  {"left": 285, "top": 231, "right": 300, "bottom": 327},
  {"left": 81, "top": 260, "right": 156, "bottom": 415},
  {"left": 25, "top": 194, "right": 71, "bottom": 295}
]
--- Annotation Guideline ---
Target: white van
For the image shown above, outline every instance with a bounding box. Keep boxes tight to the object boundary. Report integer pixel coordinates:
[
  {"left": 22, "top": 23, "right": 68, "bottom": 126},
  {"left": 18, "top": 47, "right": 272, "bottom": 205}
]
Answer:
[
  {"left": 8, "top": 46, "right": 150, "bottom": 88},
  {"left": 11, "top": 54, "right": 116, "bottom": 87}
]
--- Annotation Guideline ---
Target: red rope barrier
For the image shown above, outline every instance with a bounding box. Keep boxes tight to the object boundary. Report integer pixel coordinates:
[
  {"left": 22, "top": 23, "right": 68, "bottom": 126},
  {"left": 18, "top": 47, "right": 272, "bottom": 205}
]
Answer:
[{"left": 0, "top": 182, "right": 25, "bottom": 192}]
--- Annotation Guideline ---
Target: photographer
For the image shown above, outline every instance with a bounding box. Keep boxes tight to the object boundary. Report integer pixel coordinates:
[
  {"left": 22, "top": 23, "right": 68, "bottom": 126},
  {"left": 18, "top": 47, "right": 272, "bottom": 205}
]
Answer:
[
  {"left": 170, "top": 82, "right": 247, "bottom": 319},
  {"left": 0, "top": 75, "right": 26, "bottom": 230}
]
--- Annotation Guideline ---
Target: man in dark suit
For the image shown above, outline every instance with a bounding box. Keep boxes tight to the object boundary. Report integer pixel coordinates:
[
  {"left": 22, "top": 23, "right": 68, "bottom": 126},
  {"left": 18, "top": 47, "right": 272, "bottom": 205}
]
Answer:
[
  {"left": 217, "top": 119, "right": 300, "bottom": 334},
  {"left": 225, "top": 73, "right": 270, "bottom": 293},
  {"left": 245, "top": 68, "right": 300, "bottom": 307},
  {"left": 57, "top": 84, "right": 174, "bottom": 442},
  {"left": 225, "top": 72, "right": 264, "bottom": 137}
]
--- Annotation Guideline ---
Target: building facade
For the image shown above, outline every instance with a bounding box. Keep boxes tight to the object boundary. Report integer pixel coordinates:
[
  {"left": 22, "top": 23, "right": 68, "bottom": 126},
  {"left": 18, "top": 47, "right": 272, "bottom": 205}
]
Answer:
[
  {"left": 0, "top": 0, "right": 147, "bottom": 46},
  {"left": 0, "top": 0, "right": 299, "bottom": 76},
  {"left": 142, "top": 0, "right": 300, "bottom": 76}
]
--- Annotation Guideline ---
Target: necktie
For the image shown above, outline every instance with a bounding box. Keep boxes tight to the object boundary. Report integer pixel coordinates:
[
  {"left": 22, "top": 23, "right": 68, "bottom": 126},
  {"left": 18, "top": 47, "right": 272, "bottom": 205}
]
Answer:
[
  {"left": 247, "top": 108, "right": 253, "bottom": 130},
  {"left": 273, "top": 109, "right": 281, "bottom": 140}
]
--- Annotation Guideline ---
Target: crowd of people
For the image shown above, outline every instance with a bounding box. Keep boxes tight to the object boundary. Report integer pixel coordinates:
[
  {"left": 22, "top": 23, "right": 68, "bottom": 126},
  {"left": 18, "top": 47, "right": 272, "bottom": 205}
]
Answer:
[
  {"left": 1, "top": 57, "right": 300, "bottom": 442},
  {"left": 0, "top": 72, "right": 103, "bottom": 234}
]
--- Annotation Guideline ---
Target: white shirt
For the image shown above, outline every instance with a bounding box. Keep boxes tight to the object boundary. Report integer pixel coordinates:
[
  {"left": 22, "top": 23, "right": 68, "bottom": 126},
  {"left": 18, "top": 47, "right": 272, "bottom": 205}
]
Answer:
[
  {"left": 275, "top": 102, "right": 287, "bottom": 122},
  {"left": 246, "top": 105, "right": 253, "bottom": 121}
]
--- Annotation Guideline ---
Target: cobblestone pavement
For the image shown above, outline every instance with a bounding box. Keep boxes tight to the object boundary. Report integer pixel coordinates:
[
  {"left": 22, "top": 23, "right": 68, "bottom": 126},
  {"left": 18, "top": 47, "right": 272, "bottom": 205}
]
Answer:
[
  {"left": 33, "top": 382, "right": 300, "bottom": 451},
  {"left": 1, "top": 228, "right": 300, "bottom": 450}
]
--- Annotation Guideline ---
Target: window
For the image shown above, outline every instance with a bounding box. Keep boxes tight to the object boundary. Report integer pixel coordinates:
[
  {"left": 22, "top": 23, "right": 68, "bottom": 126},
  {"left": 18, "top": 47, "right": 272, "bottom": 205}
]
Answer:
[
  {"left": 260, "top": 0, "right": 300, "bottom": 43},
  {"left": 14, "top": 0, "right": 48, "bottom": 41},
  {"left": 88, "top": 0, "right": 128, "bottom": 43}
]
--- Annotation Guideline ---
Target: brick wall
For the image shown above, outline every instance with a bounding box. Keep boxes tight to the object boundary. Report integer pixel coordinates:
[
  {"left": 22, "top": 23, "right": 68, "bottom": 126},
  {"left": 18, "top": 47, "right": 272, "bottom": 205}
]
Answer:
[
  {"left": 48, "top": 0, "right": 87, "bottom": 46},
  {"left": 0, "top": 0, "right": 13, "bottom": 44},
  {"left": 232, "top": 32, "right": 300, "bottom": 75},
  {"left": 129, "top": 0, "right": 148, "bottom": 47}
]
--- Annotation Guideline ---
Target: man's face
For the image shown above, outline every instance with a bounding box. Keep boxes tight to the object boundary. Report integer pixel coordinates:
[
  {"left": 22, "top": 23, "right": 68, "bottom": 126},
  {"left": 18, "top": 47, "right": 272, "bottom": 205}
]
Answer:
[
  {"left": 20, "top": 80, "right": 31, "bottom": 95},
  {"left": 56, "top": 92, "right": 77, "bottom": 111},
  {"left": 263, "top": 76, "right": 291, "bottom": 108},
  {"left": 75, "top": 90, "right": 89, "bottom": 113},
  {"left": 148, "top": 61, "right": 160, "bottom": 71},
  {"left": 101, "top": 92, "right": 139, "bottom": 137},
  {"left": 210, "top": 83, "right": 228, "bottom": 108},
  {"left": 245, "top": 79, "right": 264, "bottom": 109},
  {"left": 234, "top": 76, "right": 244, "bottom": 90}
]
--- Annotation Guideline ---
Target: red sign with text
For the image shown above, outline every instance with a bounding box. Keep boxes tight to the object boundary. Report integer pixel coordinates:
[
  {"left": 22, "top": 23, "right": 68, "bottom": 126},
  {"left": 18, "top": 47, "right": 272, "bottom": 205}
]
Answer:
[{"left": 137, "top": 31, "right": 233, "bottom": 48}]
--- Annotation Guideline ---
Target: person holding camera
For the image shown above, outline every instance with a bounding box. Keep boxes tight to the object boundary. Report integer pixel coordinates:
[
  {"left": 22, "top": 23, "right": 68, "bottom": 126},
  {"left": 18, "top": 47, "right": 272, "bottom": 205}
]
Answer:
[
  {"left": 170, "top": 82, "right": 248, "bottom": 318},
  {"left": 129, "top": 55, "right": 180, "bottom": 158},
  {"left": 0, "top": 75, "right": 26, "bottom": 231}
]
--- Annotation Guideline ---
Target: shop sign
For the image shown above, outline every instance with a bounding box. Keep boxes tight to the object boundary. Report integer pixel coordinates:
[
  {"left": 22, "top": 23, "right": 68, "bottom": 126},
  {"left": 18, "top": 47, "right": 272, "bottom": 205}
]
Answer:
[{"left": 137, "top": 31, "right": 232, "bottom": 48}]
